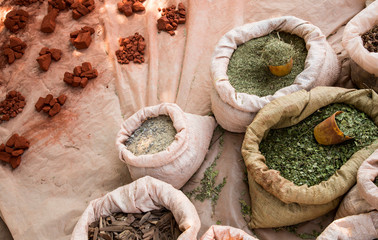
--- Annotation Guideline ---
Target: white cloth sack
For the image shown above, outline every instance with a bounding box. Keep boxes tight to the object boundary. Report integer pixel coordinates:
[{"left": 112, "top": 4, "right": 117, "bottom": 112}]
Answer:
[
  {"left": 211, "top": 16, "right": 340, "bottom": 133},
  {"left": 336, "top": 149, "right": 378, "bottom": 219},
  {"left": 71, "top": 176, "right": 200, "bottom": 240},
  {"left": 342, "top": 0, "right": 378, "bottom": 77},
  {"left": 317, "top": 211, "right": 378, "bottom": 240},
  {"left": 200, "top": 225, "right": 258, "bottom": 240},
  {"left": 116, "top": 103, "right": 216, "bottom": 189}
]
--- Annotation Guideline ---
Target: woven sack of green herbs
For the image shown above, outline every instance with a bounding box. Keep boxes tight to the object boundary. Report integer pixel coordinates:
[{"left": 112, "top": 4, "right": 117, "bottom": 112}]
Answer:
[
  {"left": 241, "top": 87, "right": 378, "bottom": 229},
  {"left": 211, "top": 16, "right": 340, "bottom": 133}
]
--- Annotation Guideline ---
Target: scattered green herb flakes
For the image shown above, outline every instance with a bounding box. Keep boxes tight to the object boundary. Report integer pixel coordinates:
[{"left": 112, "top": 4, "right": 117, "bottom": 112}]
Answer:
[
  {"left": 239, "top": 199, "right": 252, "bottom": 223},
  {"left": 185, "top": 134, "right": 227, "bottom": 215},
  {"left": 260, "top": 103, "right": 378, "bottom": 186},
  {"left": 216, "top": 220, "right": 222, "bottom": 225},
  {"left": 124, "top": 115, "right": 177, "bottom": 156},
  {"left": 274, "top": 225, "right": 322, "bottom": 239},
  {"left": 227, "top": 31, "right": 307, "bottom": 97},
  {"left": 261, "top": 38, "right": 295, "bottom": 66},
  {"left": 335, "top": 112, "right": 357, "bottom": 137}
]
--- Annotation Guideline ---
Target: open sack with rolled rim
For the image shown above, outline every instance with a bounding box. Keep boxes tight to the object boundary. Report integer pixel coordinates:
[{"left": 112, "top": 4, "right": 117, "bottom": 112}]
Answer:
[
  {"left": 116, "top": 103, "right": 216, "bottom": 189},
  {"left": 211, "top": 16, "right": 340, "bottom": 133},
  {"left": 241, "top": 87, "right": 378, "bottom": 228}
]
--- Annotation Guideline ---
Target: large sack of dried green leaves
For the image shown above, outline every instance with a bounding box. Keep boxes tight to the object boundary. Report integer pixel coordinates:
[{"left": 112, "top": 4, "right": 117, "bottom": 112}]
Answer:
[
  {"left": 241, "top": 87, "right": 378, "bottom": 228},
  {"left": 342, "top": 0, "right": 378, "bottom": 92},
  {"left": 211, "top": 16, "right": 340, "bottom": 133},
  {"left": 335, "top": 149, "right": 378, "bottom": 219},
  {"left": 116, "top": 103, "right": 216, "bottom": 189},
  {"left": 71, "top": 176, "right": 200, "bottom": 240},
  {"left": 200, "top": 225, "right": 258, "bottom": 240}
]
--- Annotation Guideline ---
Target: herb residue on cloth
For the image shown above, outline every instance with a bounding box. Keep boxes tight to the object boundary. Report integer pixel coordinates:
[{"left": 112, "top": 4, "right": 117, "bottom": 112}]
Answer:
[
  {"left": 227, "top": 31, "right": 307, "bottom": 97},
  {"left": 260, "top": 103, "right": 378, "bottom": 187},
  {"left": 125, "top": 115, "right": 177, "bottom": 156}
]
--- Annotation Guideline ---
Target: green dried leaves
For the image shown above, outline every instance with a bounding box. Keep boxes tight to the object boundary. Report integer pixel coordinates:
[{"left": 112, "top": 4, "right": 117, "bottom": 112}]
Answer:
[
  {"left": 260, "top": 103, "right": 378, "bottom": 186},
  {"left": 261, "top": 37, "right": 295, "bottom": 66},
  {"left": 227, "top": 31, "right": 307, "bottom": 97}
]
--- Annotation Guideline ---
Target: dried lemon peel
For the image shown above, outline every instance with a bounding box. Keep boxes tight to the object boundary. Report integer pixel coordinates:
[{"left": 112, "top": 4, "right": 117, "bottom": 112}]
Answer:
[{"left": 314, "top": 111, "right": 353, "bottom": 145}]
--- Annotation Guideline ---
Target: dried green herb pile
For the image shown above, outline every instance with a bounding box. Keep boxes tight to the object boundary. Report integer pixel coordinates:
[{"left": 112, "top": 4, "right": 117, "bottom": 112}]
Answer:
[
  {"left": 260, "top": 103, "right": 378, "bottom": 186},
  {"left": 125, "top": 115, "right": 177, "bottom": 156},
  {"left": 361, "top": 25, "right": 377, "bottom": 53},
  {"left": 227, "top": 31, "right": 307, "bottom": 97},
  {"left": 261, "top": 38, "right": 295, "bottom": 66},
  {"left": 88, "top": 208, "right": 182, "bottom": 240}
]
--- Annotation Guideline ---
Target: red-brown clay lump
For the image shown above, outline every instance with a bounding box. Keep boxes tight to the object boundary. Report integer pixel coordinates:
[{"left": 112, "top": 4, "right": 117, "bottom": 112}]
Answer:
[
  {"left": 157, "top": 3, "right": 186, "bottom": 36},
  {"left": 36, "top": 47, "right": 62, "bottom": 71},
  {"left": 35, "top": 94, "right": 67, "bottom": 117},
  {"left": 117, "top": 0, "right": 145, "bottom": 17},
  {"left": 115, "top": 32, "right": 145, "bottom": 64},
  {"left": 70, "top": 26, "right": 95, "bottom": 50},
  {"left": 12, "top": 0, "right": 43, "bottom": 6},
  {"left": 0, "top": 91, "right": 26, "bottom": 124},
  {"left": 0, "top": 133, "right": 29, "bottom": 169},
  {"left": 3, "top": 37, "right": 27, "bottom": 64},
  {"left": 4, "top": 9, "right": 29, "bottom": 33},
  {"left": 48, "top": 0, "right": 74, "bottom": 12},
  {"left": 63, "top": 62, "right": 98, "bottom": 88},
  {"left": 41, "top": 0, "right": 74, "bottom": 33},
  {"left": 71, "top": 0, "right": 95, "bottom": 20}
]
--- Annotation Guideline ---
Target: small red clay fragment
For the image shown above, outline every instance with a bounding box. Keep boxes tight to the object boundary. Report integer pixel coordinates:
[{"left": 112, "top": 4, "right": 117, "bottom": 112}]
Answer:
[
  {"left": 42, "top": 106, "right": 51, "bottom": 112},
  {"left": 49, "top": 98, "right": 57, "bottom": 106},
  {"left": 118, "top": 0, "right": 145, "bottom": 17},
  {"left": 156, "top": 3, "right": 186, "bottom": 35},
  {"left": 35, "top": 97, "right": 45, "bottom": 112},
  {"left": 14, "top": 136, "right": 29, "bottom": 149},
  {"left": 70, "top": 26, "right": 94, "bottom": 49},
  {"left": 81, "top": 62, "right": 92, "bottom": 71},
  {"left": 6, "top": 134, "right": 19, "bottom": 147},
  {"left": 11, "top": 149, "right": 24, "bottom": 157},
  {"left": 48, "top": 103, "right": 61, "bottom": 117},
  {"left": 36, "top": 53, "right": 52, "bottom": 71},
  {"left": 116, "top": 32, "right": 146, "bottom": 64},
  {"left": 3, "top": 37, "right": 27, "bottom": 64},
  {"left": 5, "top": 147, "right": 13, "bottom": 153},
  {"left": 63, "top": 72, "right": 74, "bottom": 84},
  {"left": 57, "top": 94, "right": 67, "bottom": 105},
  {"left": 44, "top": 94, "right": 53, "bottom": 104},
  {"left": 132, "top": 1, "right": 145, "bottom": 12},
  {"left": 72, "top": 76, "right": 81, "bottom": 87},
  {"left": 80, "top": 77, "right": 88, "bottom": 88},
  {"left": 0, "top": 152, "right": 11, "bottom": 163},
  {"left": 10, "top": 156, "right": 21, "bottom": 169},
  {"left": 64, "top": 62, "right": 97, "bottom": 88},
  {"left": 40, "top": 8, "right": 59, "bottom": 33},
  {"left": 0, "top": 144, "right": 4, "bottom": 151},
  {"left": 49, "top": 48, "right": 62, "bottom": 61},
  {"left": 71, "top": 0, "right": 95, "bottom": 19}
]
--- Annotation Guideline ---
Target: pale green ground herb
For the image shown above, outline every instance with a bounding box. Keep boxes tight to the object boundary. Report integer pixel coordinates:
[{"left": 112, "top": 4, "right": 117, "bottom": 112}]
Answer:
[
  {"left": 260, "top": 103, "right": 378, "bottom": 186},
  {"left": 227, "top": 31, "right": 307, "bottom": 97},
  {"left": 261, "top": 38, "right": 295, "bottom": 66},
  {"left": 125, "top": 115, "right": 177, "bottom": 156},
  {"left": 185, "top": 133, "right": 227, "bottom": 215}
]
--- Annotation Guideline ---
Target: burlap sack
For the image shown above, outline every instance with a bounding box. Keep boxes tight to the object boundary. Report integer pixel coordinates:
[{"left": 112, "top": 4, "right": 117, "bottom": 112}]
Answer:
[
  {"left": 342, "top": 1, "right": 378, "bottom": 91},
  {"left": 71, "top": 176, "right": 200, "bottom": 240},
  {"left": 317, "top": 211, "right": 378, "bottom": 240},
  {"left": 211, "top": 16, "right": 340, "bottom": 133},
  {"left": 116, "top": 103, "right": 216, "bottom": 189},
  {"left": 335, "top": 149, "right": 378, "bottom": 219},
  {"left": 241, "top": 87, "right": 378, "bottom": 228},
  {"left": 200, "top": 225, "right": 258, "bottom": 240}
]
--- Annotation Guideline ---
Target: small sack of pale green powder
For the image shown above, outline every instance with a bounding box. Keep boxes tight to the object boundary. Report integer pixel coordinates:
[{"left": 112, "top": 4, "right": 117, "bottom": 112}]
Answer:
[{"left": 261, "top": 38, "right": 295, "bottom": 66}]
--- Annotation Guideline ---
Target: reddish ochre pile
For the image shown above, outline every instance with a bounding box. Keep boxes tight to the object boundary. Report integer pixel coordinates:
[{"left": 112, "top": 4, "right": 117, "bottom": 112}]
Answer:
[
  {"left": 117, "top": 0, "right": 145, "bottom": 17},
  {"left": 116, "top": 32, "right": 146, "bottom": 64},
  {"left": 35, "top": 94, "right": 67, "bottom": 117},
  {"left": 70, "top": 26, "right": 95, "bottom": 50},
  {"left": 4, "top": 9, "right": 29, "bottom": 33},
  {"left": 71, "top": 0, "right": 95, "bottom": 20},
  {"left": 63, "top": 62, "right": 98, "bottom": 88},
  {"left": 0, "top": 91, "right": 26, "bottom": 123},
  {"left": 0, "top": 134, "right": 30, "bottom": 169},
  {"left": 157, "top": 3, "right": 186, "bottom": 36},
  {"left": 3, "top": 37, "right": 27, "bottom": 64},
  {"left": 36, "top": 47, "right": 62, "bottom": 71}
]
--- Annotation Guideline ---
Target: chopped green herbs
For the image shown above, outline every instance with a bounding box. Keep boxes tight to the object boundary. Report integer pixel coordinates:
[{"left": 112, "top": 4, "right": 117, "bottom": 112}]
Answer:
[
  {"left": 185, "top": 134, "right": 227, "bottom": 215},
  {"left": 335, "top": 112, "right": 357, "bottom": 137},
  {"left": 262, "top": 38, "right": 295, "bottom": 66},
  {"left": 125, "top": 115, "right": 176, "bottom": 156},
  {"left": 227, "top": 31, "right": 307, "bottom": 97},
  {"left": 260, "top": 103, "right": 378, "bottom": 186},
  {"left": 239, "top": 199, "right": 252, "bottom": 222}
]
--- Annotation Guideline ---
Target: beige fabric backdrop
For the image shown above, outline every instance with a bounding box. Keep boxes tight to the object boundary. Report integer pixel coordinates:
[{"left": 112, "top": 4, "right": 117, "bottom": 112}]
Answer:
[{"left": 0, "top": 0, "right": 366, "bottom": 239}]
